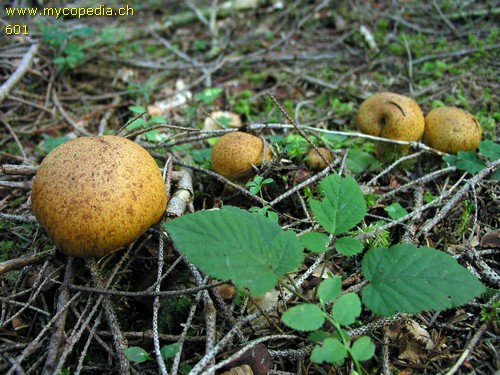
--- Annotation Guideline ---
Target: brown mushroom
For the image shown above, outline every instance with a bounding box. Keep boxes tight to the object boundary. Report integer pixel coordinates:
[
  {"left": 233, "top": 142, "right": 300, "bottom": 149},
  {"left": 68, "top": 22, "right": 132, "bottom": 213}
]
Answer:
[
  {"left": 305, "top": 147, "right": 334, "bottom": 169},
  {"left": 423, "top": 106, "right": 482, "bottom": 153},
  {"left": 210, "top": 131, "right": 272, "bottom": 181},
  {"left": 30, "top": 135, "right": 167, "bottom": 258}
]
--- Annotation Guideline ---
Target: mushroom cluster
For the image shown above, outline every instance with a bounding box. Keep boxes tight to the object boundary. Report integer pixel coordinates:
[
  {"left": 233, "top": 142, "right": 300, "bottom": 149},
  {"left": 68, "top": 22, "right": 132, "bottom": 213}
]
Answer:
[
  {"left": 356, "top": 92, "right": 482, "bottom": 155},
  {"left": 31, "top": 135, "right": 167, "bottom": 258}
]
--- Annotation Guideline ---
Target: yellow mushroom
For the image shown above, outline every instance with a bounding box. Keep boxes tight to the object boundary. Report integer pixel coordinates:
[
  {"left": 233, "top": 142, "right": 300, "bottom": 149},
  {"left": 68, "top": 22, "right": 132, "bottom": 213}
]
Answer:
[
  {"left": 423, "top": 106, "right": 482, "bottom": 153},
  {"left": 31, "top": 135, "right": 167, "bottom": 258},
  {"left": 210, "top": 131, "right": 272, "bottom": 181}
]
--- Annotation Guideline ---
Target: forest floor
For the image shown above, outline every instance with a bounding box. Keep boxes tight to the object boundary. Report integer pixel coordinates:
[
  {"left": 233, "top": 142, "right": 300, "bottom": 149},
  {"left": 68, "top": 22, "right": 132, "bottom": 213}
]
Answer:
[{"left": 1, "top": 1, "right": 499, "bottom": 374}]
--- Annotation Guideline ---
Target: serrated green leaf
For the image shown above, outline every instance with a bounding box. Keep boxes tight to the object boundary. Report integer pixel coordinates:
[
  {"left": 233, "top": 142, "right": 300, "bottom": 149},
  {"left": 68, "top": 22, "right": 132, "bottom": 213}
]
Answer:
[
  {"left": 124, "top": 346, "right": 150, "bottom": 363},
  {"left": 335, "top": 237, "right": 364, "bottom": 256},
  {"left": 350, "top": 336, "right": 375, "bottom": 361},
  {"left": 384, "top": 202, "right": 408, "bottom": 220},
  {"left": 456, "top": 151, "right": 486, "bottom": 174},
  {"left": 318, "top": 276, "right": 342, "bottom": 303},
  {"left": 361, "top": 244, "right": 486, "bottom": 316},
  {"left": 331, "top": 293, "right": 361, "bottom": 326},
  {"left": 281, "top": 304, "right": 324, "bottom": 331},
  {"left": 309, "top": 174, "right": 366, "bottom": 235},
  {"left": 310, "top": 338, "right": 347, "bottom": 365},
  {"left": 163, "top": 206, "right": 303, "bottom": 296},
  {"left": 479, "top": 140, "right": 500, "bottom": 161},
  {"left": 300, "top": 232, "right": 330, "bottom": 253}
]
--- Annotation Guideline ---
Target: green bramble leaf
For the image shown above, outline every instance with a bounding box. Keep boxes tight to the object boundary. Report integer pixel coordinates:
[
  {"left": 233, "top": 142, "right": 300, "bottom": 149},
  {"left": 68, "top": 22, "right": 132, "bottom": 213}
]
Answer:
[
  {"left": 309, "top": 174, "right": 366, "bottom": 235},
  {"left": 163, "top": 206, "right": 303, "bottom": 296},
  {"left": 479, "top": 140, "right": 500, "bottom": 161},
  {"left": 456, "top": 151, "right": 485, "bottom": 174},
  {"left": 317, "top": 276, "right": 342, "bottom": 303},
  {"left": 300, "top": 232, "right": 330, "bottom": 253},
  {"left": 281, "top": 304, "right": 324, "bottom": 331},
  {"left": 335, "top": 237, "right": 364, "bottom": 256},
  {"left": 350, "top": 336, "right": 376, "bottom": 362},
  {"left": 331, "top": 293, "right": 362, "bottom": 326},
  {"left": 361, "top": 244, "right": 486, "bottom": 316}
]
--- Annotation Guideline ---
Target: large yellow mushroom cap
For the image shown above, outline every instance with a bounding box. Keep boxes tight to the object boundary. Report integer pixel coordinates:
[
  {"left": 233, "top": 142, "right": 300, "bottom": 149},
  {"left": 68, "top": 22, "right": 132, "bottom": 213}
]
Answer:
[
  {"left": 210, "top": 131, "right": 272, "bottom": 180},
  {"left": 31, "top": 135, "right": 167, "bottom": 258},
  {"left": 423, "top": 106, "right": 482, "bottom": 153},
  {"left": 356, "top": 92, "right": 425, "bottom": 142}
]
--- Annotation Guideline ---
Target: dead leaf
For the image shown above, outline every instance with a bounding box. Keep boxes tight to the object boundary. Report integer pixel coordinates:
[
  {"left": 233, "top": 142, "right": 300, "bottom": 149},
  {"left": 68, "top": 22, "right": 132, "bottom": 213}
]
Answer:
[{"left": 397, "top": 319, "right": 435, "bottom": 364}]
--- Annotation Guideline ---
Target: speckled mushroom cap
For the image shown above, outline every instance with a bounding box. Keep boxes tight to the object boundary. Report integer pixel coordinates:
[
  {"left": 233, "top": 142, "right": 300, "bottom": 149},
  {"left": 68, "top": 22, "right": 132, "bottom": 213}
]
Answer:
[
  {"left": 210, "top": 131, "right": 272, "bottom": 180},
  {"left": 423, "top": 106, "right": 482, "bottom": 153},
  {"left": 30, "top": 135, "right": 167, "bottom": 258},
  {"left": 356, "top": 92, "right": 425, "bottom": 141}
]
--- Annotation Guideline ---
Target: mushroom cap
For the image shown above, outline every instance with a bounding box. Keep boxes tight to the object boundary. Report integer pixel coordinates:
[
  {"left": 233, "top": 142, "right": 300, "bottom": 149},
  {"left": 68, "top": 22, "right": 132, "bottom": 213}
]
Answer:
[
  {"left": 203, "top": 111, "right": 242, "bottom": 131},
  {"left": 210, "top": 131, "right": 272, "bottom": 179},
  {"left": 305, "top": 147, "right": 334, "bottom": 169},
  {"left": 356, "top": 92, "right": 425, "bottom": 141},
  {"left": 423, "top": 106, "right": 482, "bottom": 153},
  {"left": 31, "top": 135, "right": 167, "bottom": 258}
]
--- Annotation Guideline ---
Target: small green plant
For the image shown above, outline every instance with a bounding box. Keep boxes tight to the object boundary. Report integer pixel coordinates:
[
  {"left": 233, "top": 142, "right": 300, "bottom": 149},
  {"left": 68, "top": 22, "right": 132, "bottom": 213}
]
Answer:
[
  {"left": 246, "top": 176, "right": 278, "bottom": 222},
  {"left": 193, "top": 87, "right": 223, "bottom": 105},
  {"left": 126, "top": 106, "right": 168, "bottom": 142},
  {"left": 124, "top": 343, "right": 180, "bottom": 365},
  {"left": 282, "top": 275, "right": 375, "bottom": 372},
  {"left": 443, "top": 140, "right": 499, "bottom": 180},
  {"left": 479, "top": 293, "right": 500, "bottom": 324},
  {"left": 124, "top": 346, "right": 151, "bottom": 364},
  {"left": 39, "top": 22, "right": 125, "bottom": 70},
  {"left": 164, "top": 174, "right": 485, "bottom": 370}
]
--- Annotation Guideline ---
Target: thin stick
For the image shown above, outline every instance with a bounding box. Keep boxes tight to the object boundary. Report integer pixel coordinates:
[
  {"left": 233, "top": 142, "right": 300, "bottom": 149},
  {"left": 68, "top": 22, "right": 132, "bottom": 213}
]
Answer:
[
  {"left": 42, "top": 258, "right": 75, "bottom": 375},
  {"left": 444, "top": 323, "right": 488, "bottom": 375},
  {"left": 152, "top": 236, "right": 168, "bottom": 375},
  {"left": 0, "top": 44, "right": 39, "bottom": 104},
  {"left": 52, "top": 91, "right": 92, "bottom": 136},
  {"left": 267, "top": 92, "right": 335, "bottom": 173},
  {"left": 1, "top": 119, "right": 28, "bottom": 161}
]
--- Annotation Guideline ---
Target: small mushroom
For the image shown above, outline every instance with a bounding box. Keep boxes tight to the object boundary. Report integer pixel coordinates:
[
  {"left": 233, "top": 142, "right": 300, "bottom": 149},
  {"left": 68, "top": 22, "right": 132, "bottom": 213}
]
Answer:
[
  {"left": 31, "top": 135, "right": 167, "bottom": 258},
  {"left": 210, "top": 131, "right": 272, "bottom": 181},
  {"left": 423, "top": 106, "right": 482, "bottom": 153},
  {"left": 203, "top": 110, "right": 242, "bottom": 131},
  {"left": 305, "top": 147, "right": 334, "bottom": 169}
]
